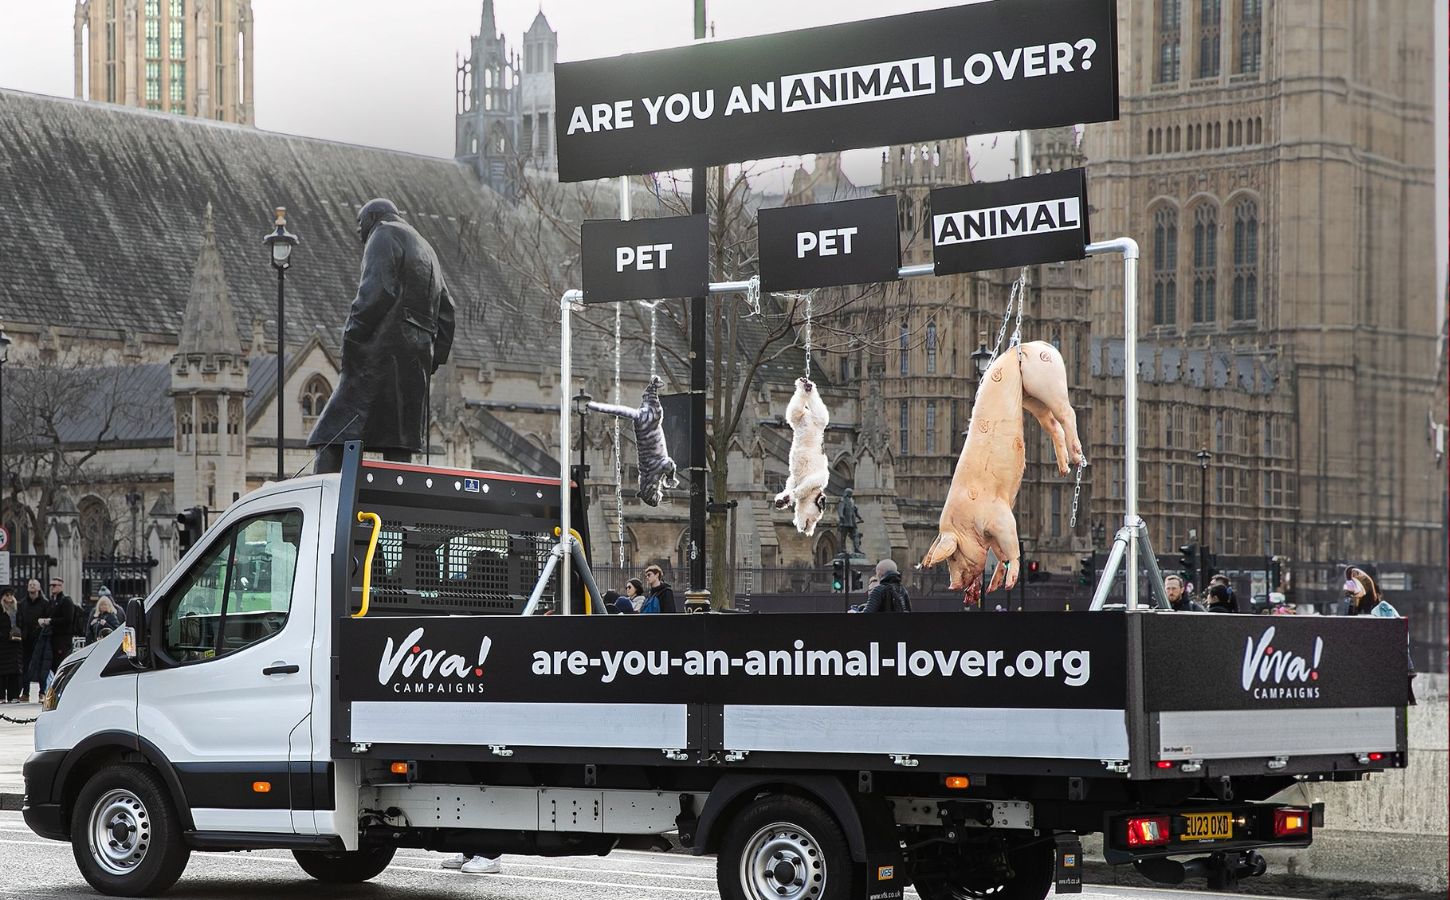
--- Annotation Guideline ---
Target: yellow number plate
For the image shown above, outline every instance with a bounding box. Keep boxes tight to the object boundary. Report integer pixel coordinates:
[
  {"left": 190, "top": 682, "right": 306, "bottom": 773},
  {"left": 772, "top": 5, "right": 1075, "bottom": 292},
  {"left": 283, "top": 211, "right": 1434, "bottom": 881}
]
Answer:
[{"left": 1180, "top": 812, "right": 1232, "bottom": 842}]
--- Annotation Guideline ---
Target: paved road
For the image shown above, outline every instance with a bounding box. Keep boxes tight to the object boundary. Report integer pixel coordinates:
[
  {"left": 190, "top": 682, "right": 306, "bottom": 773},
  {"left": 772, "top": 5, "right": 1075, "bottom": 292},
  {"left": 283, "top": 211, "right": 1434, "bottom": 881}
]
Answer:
[{"left": 0, "top": 810, "right": 1311, "bottom": 900}]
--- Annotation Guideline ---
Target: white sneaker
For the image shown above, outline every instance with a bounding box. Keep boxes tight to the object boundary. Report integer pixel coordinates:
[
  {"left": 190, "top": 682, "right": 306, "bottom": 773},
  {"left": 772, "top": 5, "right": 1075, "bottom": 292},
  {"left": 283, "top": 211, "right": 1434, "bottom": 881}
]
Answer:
[
  {"left": 460, "top": 856, "right": 501, "bottom": 875},
  {"left": 441, "top": 853, "right": 470, "bottom": 870}
]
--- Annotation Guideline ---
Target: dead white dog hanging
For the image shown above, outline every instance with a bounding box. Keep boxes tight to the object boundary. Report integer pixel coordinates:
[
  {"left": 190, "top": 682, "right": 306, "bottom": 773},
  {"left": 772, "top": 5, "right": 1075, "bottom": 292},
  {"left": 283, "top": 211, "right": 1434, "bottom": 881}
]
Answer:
[{"left": 774, "top": 376, "right": 831, "bottom": 535}]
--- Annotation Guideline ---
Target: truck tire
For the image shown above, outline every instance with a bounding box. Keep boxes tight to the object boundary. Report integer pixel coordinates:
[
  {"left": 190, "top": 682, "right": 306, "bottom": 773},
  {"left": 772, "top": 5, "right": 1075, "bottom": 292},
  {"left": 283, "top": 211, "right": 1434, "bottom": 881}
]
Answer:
[
  {"left": 717, "top": 793, "right": 862, "bottom": 900},
  {"left": 70, "top": 763, "right": 192, "bottom": 897},
  {"left": 913, "top": 839, "right": 1053, "bottom": 900},
  {"left": 292, "top": 846, "right": 396, "bottom": 883}
]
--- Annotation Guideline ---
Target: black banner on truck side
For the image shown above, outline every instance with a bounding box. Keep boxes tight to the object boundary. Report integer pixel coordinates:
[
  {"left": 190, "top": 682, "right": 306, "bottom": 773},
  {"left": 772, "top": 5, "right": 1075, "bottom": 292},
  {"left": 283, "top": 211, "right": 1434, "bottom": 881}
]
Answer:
[
  {"left": 338, "top": 611, "right": 1127, "bottom": 709},
  {"left": 930, "top": 168, "right": 1090, "bottom": 275},
  {"left": 758, "top": 196, "right": 901, "bottom": 292},
  {"left": 581, "top": 215, "right": 709, "bottom": 304},
  {"left": 554, "top": 0, "right": 1118, "bottom": 182},
  {"left": 1140, "top": 614, "right": 1411, "bottom": 711}
]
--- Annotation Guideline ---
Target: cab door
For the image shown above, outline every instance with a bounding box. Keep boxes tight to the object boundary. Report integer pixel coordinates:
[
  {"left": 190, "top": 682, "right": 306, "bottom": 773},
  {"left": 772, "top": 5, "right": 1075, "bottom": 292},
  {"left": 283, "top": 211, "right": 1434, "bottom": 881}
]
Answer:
[{"left": 138, "top": 486, "right": 320, "bottom": 834}]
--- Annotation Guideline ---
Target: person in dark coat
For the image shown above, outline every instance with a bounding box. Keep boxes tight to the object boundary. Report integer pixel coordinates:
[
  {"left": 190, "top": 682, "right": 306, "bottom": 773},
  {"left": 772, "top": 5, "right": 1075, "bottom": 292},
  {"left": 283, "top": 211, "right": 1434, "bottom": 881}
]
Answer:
[
  {"left": 309, "top": 198, "right": 457, "bottom": 472},
  {"left": 47, "top": 576, "right": 77, "bottom": 668},
  {"left": 641, "top": 566, "right": 676, "bottom": 614},
  {"left": 0, "top": 589, "right": 24, "bottom": 702},
  {"left": 16, "top": 579, "right": 48, "bottom": 702},
  {"left": 1204, "top": 583, "right": 1239, "bottom": 614},
  {"left": 86, "top": 596, "right": 123, "bottom": 645},
  {"left": 863, "top": 560, "right": 912, "bottom": 613}
]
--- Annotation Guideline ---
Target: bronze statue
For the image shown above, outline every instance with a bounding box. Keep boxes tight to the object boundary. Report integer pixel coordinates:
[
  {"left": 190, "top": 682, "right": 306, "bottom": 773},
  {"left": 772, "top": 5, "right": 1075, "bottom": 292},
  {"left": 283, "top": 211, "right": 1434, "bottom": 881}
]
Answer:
[
  {"left": 310, "top": 198, "right": 457, "bottom": 472},
  {"left": 838, "top": 487, "right": 862, "bottom": 556}
]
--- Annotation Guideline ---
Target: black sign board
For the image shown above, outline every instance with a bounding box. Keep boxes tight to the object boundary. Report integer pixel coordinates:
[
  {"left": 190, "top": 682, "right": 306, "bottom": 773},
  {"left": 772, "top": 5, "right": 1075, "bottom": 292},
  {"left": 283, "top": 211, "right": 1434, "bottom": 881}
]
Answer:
[
  {"left": 758, "top": 196, "right": 901, "bottom": 292},
  {"left": 1140, "top": 615, "right": 1410, "bottom": 711},
  {"left": 554, "top": 0, "right": 1119, "bottom": 182},
  {"left": 581, "top": 215, "right": 709, "bottom": 303},
  {"left": 930, "top": 168, "right": 1090, "bottom": 274},
  {"left": 339, "top": 612, "right": 1127, "bottom": 709}
]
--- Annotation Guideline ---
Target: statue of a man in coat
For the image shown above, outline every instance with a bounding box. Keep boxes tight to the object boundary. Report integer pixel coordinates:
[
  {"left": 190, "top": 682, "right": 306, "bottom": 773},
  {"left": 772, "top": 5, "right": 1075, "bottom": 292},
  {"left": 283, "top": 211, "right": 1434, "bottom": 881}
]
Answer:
[{"left": 309, "top": 198, "right": 457, "bottom": 473}]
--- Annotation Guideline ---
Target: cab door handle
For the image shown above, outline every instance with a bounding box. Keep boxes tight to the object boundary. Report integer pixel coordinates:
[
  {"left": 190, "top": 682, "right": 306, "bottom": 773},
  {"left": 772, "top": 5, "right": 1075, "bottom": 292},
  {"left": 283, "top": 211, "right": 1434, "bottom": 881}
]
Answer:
[{"left": 262, "top": 664, "right": 300, "bottom": 676}]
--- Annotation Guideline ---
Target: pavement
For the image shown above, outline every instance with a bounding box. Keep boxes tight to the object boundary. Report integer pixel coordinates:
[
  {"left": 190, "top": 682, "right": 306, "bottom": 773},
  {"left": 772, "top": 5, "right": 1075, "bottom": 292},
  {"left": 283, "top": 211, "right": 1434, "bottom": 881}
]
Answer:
[
  {"left": 0, "top": 697, "right": 39, "bottom": 808},
  {"left": 0, "top": 808, "right": 1325, "bottom": 900}
]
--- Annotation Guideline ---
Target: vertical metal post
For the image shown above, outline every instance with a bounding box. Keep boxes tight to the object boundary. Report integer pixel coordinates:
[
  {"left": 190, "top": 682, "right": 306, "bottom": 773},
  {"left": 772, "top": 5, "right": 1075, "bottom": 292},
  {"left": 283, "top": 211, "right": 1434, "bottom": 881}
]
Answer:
[
  {"left": 276, "top": 267, "right": 286, "bottom": 480},
  {"left": 1085, "top": 238, "right": 1141, "bottom": 609},
  {"left": 687, "top": 0, "right": 710, "bottom": 604},
  {"left": 1199, "top": 453, "right": 1209, "bottom": 589},
  {"left": 559, "top": 290, "right": 580, "bottom": 614}
]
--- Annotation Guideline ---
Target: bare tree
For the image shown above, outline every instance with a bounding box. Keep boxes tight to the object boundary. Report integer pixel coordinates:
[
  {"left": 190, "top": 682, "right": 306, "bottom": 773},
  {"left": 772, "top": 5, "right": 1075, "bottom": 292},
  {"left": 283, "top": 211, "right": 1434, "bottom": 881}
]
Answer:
[{"left": 4, "top": 351, "right": 161, "bottom": 557}]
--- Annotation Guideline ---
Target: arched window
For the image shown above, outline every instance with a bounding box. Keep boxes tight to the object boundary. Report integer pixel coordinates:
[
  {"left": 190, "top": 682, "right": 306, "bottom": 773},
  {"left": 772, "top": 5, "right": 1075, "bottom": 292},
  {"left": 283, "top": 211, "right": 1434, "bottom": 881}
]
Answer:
[
  {"left": 1232, "top": 199, "right": 1259, "bottom": 321},
  {"left": 175, "top": 400, "right": 193, "bottom": 453},
  {"left": 1151, "top": 206, "right": 1179, "bottom": 326},
  {"left": 925, "top": 321, "right": 938, "bottom": 374},
  {"left": 1197, "top": 0, "right": 1221, "bottom": 78},
  {"left": 78, "top": 496, "right": 114, "bottom": 561},
  {"left": 898, "top": 322, "right": 909, "bottom": 376},
  {"left": 1191, "top": 203, "right": 1218, "bottom": 324},
  {"left": 1237, "top": 0, "right": 1262, "bottom": 74},
  {"left": 1157, "top": 0, "right": 1182, "bottom": 82},
  {"left": 300, "top": 375, "right": 332, "bottom": 424},
  {"left": 198, "top": 398, "right": 218, "bottom": 452}
]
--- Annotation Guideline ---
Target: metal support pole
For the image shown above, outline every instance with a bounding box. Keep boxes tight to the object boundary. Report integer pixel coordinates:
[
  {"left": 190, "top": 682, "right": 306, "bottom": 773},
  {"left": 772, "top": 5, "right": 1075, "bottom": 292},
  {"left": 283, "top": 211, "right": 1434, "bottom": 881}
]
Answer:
[
  {"left": 686, "top": 0, "right": 710, "bottom": 609},
  {"left": 558, "top": 289, "right": 581, "bottom": 614},
  {"left": 1089, "top": 527, "right": 1131, "bottom": 611},
  {"left": 275, "top": 267, "right": 286, "bottom": 480},
  {"left": 1085, "top": 238, "right": 1140, "bottom": 609}
]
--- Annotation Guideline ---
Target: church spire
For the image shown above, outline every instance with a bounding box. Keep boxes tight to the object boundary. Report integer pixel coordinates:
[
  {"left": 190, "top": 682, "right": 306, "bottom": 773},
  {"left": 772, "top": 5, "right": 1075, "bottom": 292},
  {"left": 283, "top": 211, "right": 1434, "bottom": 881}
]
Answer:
[{"left": 176, "top": 204, "right": 242, "bottom": 360}]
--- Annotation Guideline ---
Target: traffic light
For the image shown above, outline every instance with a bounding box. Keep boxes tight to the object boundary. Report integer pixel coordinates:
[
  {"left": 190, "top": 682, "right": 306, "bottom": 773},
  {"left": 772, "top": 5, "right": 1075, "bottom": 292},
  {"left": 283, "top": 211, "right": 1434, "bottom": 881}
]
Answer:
[
  {"left": 1078, "top": 554, "right": 1095, "bottom": 586},
  {"left": 1205, "top": 552, "right": 1219, "bottom": 578},
  {"left": 1269, "top": 556, "right": 1285, "bottom": 591},
  {"left": 176, "top": 506, "right": 206, "bottom": 551},
  {"left": 850, "top": 570, "right": 864, "bottom": 591},
  {"left": 1178, "top": 543, "right": 1198, "bottom": 581},
  {"left": 831, "top": 556, "right": 845, "bottom": 592},
  {"left": 1025, "top": 560, "right": 1048, "bottom": 583}
]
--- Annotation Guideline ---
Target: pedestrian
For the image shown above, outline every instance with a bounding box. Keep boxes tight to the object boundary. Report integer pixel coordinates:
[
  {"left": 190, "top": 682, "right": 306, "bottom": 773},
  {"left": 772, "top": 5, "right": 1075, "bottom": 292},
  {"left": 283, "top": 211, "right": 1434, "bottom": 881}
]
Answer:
[
  {"left": 16, "top": 579, "right": 47, "bottom": 702},
  {"left": 47, "top": 577, "right": 78, "bottom": 668},
  {"left": 0, "top": 589, "right": 24, "bottom": 703},
  {"left": 640, "top": 566, "right": 675, "bottom": 614},
  {"left": 623, "top": 578, "right": 647, "bottom": 613},
  {"left": 441, "top": 853, "right": 501, "bottom": 875},
  {"left": 1204, "top": 583, "right": 1238, "bottom": 614},
  {"left": 863, "top": 559, "right": 912, "bottom": 613},
  {"left": 87, "top": 596, "right": 123, "bottom": 644},
  {"left": 1341, "top": 566, "right": 1379, "bottom": 616},
  {"left": 1163, "top": 574, "right": 1204, "bottom": 611}
]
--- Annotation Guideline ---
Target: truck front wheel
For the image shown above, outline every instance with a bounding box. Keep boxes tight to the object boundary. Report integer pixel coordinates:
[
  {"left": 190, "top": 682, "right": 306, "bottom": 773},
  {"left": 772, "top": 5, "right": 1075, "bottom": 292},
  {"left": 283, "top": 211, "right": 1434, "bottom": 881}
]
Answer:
[
  {"left": 71, "top": 763, "right": 192, "bottom": 897},
  {"left": 718, "top": 793, "right": 862, "bottom": 900},
  {"left": 292, "top": 846, "right": 396, "bottom": 883}
]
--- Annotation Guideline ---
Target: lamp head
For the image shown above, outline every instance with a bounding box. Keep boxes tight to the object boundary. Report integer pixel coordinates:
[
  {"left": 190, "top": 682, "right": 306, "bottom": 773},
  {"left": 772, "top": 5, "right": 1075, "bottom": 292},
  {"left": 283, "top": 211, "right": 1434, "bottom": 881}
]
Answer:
[{"left": 263, "top": 207, "right": 300, "bottom": 270}]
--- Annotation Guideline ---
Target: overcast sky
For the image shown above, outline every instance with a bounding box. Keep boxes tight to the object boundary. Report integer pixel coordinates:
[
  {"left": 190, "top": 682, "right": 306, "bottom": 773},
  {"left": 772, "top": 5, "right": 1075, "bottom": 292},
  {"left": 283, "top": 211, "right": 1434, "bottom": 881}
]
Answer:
[{"left": 0, "top": 0, "right": 1016, "bottom": 189}]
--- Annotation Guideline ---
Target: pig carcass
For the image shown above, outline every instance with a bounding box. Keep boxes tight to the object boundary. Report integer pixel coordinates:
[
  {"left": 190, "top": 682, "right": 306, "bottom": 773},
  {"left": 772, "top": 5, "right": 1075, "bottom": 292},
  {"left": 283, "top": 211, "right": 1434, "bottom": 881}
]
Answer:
[
  {"left": 774, "top": 376, "right": 831, "bottom": 535},
  {"left": 1019, "top": 340, "right": 1086, "bottom": 475},
  {"left": 921, "top": 350, "right": 1025, "bottom": 606}
]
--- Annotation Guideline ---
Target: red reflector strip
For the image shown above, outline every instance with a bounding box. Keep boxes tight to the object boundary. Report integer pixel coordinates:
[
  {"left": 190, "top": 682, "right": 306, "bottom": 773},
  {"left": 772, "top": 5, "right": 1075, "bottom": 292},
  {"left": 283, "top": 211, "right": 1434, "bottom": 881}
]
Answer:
[
  {"left": 1273, "top": 808, "right": 1311, "bottom": 838},
  {"left": 1126, "top": 816, "right": 1171, "bottom": 847},
  {"left": 1155, "top": 760, "right": 1173, "bottom": 769},
  {"left": 1368, "top": 752, "right": 1385, "bottom": 761}
]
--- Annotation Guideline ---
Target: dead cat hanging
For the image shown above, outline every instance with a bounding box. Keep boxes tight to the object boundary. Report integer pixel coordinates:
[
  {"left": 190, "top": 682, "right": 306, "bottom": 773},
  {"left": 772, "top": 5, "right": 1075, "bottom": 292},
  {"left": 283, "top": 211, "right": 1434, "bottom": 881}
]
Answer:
[{"left": 587, "top": 376, "right": 680, "bottom": 507}]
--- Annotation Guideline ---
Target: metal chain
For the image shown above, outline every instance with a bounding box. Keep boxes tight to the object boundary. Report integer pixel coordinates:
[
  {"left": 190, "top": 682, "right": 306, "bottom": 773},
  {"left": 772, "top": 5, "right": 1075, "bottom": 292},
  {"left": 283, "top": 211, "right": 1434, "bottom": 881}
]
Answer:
[
  {"left": 1010, "top": 267, "right": 1026, "bottom": 352},
  {"left": 613, "top": 302, "right": 625, "bottom": 569},
  {"left": 987, "top": 269, "right": 1028, "bottom": 365},
  {"left": 644, "top": 301, "right": 659, "bottom": 382},
  {"left": 802, "top": 291, "right": 813, "bottom": 380},
  {"left": 1, "top": 713, "right": 38, "bottom": 725},
  {"left": 1069, "top": 459, "right": 1084, "bottom": 529},
  {"left": 743, "top": 275, "right": 762, "bottom": 318}
]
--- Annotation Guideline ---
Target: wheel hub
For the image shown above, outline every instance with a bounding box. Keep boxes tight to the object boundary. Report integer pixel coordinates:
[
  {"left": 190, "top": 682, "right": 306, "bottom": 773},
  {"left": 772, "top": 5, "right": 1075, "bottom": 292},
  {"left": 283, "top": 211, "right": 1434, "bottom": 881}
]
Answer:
[
  {"left": 89, "top": 789, "right": 151, "bottom": 876},
  {"left": 740, "top": 822, "right": 823, "bottom": 900}
]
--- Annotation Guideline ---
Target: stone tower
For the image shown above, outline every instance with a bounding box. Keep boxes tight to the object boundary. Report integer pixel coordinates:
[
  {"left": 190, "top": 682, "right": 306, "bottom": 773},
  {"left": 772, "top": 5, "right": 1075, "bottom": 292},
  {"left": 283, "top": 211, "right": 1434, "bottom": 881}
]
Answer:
[
  {"left": 172, "top": 205, "right": 248, "bottom": 514},
  {"left": 518, "top": 10, "right": 558, "bottom": 173},
  {"left": 456, "top": 0, "right": 521, "bottom": 196},
  {"left": 74, "top": 0, "right": 255, "bottom": 123}
]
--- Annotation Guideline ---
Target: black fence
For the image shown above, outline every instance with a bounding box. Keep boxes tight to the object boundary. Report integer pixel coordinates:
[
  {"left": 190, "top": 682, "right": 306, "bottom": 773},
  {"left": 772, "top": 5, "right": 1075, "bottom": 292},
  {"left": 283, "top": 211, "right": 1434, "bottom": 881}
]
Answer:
[
  {"left": 81, "top": 557, "right": 158, "bottom": 603},
  {"left": 7, "top": 554, "right": 54, "bottom": 592}
]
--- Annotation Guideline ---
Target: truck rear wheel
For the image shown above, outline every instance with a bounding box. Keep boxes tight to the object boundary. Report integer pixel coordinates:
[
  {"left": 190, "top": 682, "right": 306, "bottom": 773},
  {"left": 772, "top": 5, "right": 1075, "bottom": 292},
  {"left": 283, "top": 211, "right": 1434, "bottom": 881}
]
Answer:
[
  {"left": 717, "top": 793, "right": 862, "bottom": 900},
  {"left": 71, "top": 763, "right": 191, "bottom": 897},
  {"left": 292, "top": 846, "right": 396, "bottom": 883},
  {"left": 913, "top": 839, "right": 1053, "bottom": 900}
]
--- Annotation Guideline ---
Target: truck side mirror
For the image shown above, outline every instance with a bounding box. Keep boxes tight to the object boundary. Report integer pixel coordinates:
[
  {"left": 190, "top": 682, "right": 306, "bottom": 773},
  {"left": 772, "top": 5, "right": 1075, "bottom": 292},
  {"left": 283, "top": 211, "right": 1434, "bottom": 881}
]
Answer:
[{"left": 123, "top": 597, "right": 151, "bottom": 669}]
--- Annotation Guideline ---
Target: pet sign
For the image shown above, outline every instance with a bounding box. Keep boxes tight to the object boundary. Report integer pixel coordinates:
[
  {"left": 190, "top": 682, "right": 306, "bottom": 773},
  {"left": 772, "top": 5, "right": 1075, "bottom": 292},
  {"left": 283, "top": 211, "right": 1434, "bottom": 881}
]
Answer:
[
  {"left": 553, "top": 0, "right": 1118, "bottom": 183},
  {"left": 758, "top": 195, "right": 901, "bottom": 292},
  {"left": 581, "top": 215, "right": 710, "bottom": 303},
  {"left": 930, "top": 168, "right": 1091, "bottom": 275}
]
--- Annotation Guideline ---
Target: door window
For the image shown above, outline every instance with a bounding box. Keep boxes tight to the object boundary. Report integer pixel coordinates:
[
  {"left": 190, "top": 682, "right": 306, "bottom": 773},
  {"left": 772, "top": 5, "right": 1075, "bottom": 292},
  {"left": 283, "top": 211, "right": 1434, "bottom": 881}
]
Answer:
[{"left": 160, "top": 509, "right": 303, "bottom": 663}]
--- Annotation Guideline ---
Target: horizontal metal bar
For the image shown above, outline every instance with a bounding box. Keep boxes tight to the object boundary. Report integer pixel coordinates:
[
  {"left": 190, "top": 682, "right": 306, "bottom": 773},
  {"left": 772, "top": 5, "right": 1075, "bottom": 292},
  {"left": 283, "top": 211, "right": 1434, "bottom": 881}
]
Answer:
[{"left": 706, "top": 262, "right": 937, "bottom": 296}]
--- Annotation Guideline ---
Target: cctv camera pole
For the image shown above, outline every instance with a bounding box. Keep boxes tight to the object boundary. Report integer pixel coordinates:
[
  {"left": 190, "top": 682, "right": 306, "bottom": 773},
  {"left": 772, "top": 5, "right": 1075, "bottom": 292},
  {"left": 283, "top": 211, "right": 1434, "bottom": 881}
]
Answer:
[{"left": 684, "top": 0, "right": 710, "bottom": 613}]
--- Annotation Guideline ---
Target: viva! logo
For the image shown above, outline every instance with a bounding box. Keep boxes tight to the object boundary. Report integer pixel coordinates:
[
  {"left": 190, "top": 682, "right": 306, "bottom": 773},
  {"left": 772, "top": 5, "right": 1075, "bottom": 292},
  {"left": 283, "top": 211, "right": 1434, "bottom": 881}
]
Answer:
[
  {"left": 1240, "top": 626, "right": 1323, "bottom": 692},
  {"left": 378, "top": 627, "right": 492, "bottom": 685}
]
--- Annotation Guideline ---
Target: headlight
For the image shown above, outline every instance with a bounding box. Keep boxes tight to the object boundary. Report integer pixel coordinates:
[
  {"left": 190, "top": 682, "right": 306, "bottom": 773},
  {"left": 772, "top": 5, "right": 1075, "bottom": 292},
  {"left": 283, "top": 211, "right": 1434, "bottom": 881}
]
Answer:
[{"left": 41, "top": 661, "right": 81, "bottom": 712}]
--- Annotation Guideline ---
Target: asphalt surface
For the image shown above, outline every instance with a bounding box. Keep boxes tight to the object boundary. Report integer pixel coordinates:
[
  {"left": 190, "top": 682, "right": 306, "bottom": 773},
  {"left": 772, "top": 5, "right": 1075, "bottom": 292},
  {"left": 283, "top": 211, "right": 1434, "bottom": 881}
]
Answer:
[{"left": 0, "top": 809, "right": 1320, "bottom": 900}]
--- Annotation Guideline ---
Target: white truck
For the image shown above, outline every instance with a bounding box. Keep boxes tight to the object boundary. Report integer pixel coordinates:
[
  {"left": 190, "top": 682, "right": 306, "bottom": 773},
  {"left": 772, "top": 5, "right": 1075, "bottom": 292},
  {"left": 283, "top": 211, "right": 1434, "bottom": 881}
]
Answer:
[{"left": 23, "top": 444, "right": 1411, "bottom": 898}]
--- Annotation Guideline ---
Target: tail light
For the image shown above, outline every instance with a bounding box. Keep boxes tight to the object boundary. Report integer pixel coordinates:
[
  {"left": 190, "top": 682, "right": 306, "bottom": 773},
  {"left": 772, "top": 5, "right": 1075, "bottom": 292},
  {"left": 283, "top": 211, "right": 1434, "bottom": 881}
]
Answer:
[
  {"left": 1273, "top": 807, "right": 1310, "bottom": 838},
  {"left": 1126, "top": 815, "right": 1171, "bottom": 847}
]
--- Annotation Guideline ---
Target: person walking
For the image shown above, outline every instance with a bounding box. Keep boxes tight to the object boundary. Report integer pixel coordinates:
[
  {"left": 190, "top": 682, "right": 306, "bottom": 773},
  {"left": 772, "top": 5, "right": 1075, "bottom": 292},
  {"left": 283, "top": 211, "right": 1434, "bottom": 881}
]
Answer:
[
  {"left": 441, "top": 853, "right": 501, "bottom": 875},
  {"left": 622, "top": 578, "right": 647, "bottom": 613},
  {"left": 863, "top": 560, "right": 912, "bottom": 613},
  {"left": 1163, "top": 574, "right": 1204, "bottom": 611},
  {"left": 1341, "top": 565, "right": 1380, "bottom": 616},
  {"left": 1204, "top": 583, "right": 1238, "bottom": 614},
  {"left": 16, "top": 579, "right": 47, "bottom": 702},
  {"left": 640, "top": 566, "right": 675, "bottom": 614},
  {"left": 86, "top": 596, "right": 123, "bottom": 644},
  {"left": 0, "top": 589, "right": 24, "bottom": 703},
  {"left": 47, "top": 577, "right": 78, "bottom": 669}
]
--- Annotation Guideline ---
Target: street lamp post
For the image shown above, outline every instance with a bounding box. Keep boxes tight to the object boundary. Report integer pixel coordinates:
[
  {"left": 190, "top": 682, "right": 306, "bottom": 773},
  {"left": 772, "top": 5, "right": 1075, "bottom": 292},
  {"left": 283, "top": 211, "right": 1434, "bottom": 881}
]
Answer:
[
  {"left": 572, "top": 391, "right": 591, "bottom": 519},
  {"left": 0, "top": 324, "right": 11, "bottom": 555},
  {"left": 263, "top": 208, "right": 300, "bottom": 481},
  {"left": 1197, "top": 448, "right": 1212, "bottom": 588}
]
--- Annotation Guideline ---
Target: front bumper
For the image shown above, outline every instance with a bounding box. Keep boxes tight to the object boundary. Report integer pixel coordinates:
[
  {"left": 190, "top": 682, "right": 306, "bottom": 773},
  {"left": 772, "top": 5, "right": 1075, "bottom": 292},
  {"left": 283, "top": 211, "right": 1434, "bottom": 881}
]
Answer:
[{"left": 22, "top": 749, "right": 68, "bottom": 841}]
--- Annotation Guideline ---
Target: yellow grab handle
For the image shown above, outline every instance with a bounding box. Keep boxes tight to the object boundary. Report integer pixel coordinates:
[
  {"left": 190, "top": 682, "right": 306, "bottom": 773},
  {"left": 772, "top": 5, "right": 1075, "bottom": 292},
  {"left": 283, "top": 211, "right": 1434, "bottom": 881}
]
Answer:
[
  {"left": 553, "top": 526, "right": 593, "bottom": 615},
  {"left": 354, "top": 511, "right": 382, "bottom": 618}
]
